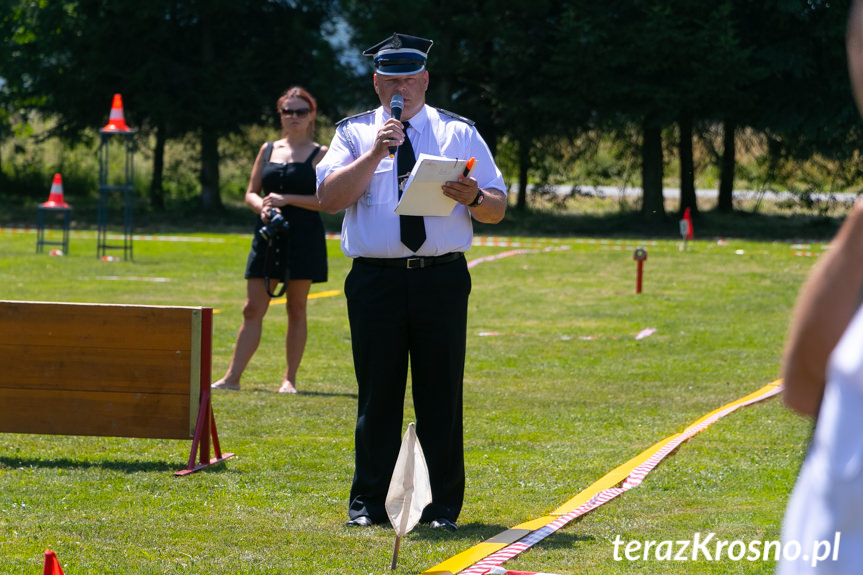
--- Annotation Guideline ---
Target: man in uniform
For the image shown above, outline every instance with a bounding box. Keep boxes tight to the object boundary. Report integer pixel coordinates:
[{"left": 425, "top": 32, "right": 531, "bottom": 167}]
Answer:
[{"left": 316, "top": 33, "right": 506, "bottom": 530}]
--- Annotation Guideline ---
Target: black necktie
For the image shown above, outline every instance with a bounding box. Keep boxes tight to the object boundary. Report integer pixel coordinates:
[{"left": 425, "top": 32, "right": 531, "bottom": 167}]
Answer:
[{"left": 397, "top": 122, "right": 426, "bottom": 252}]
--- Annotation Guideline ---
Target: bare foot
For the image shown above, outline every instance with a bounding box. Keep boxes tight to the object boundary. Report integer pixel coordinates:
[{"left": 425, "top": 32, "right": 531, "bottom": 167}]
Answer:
[
  {"left": 278, "top": 380, "right": 298, "bottom": 394},
  {"left": 212, "top": 378, "right": 240, "bottom": 391}
]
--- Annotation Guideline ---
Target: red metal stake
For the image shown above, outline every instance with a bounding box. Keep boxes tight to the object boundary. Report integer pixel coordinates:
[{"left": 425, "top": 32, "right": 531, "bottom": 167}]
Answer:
[
  {"left": 175, "top": 308, "right": 235, "bottom": 476},
  {"left": 633, "top": 248, "right": 648, "bottom": 294}
]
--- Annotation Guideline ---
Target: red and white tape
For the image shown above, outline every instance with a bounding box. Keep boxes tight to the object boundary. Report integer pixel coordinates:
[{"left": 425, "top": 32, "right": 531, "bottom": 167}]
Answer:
[
  {"left": 456, "top": 382, "right": 783, "bottom": 574},
  {"left": 485, "top": 569, "right": 560, "bottom": 575},
  {"left": 467, "top": 246, "right": 570, "bottom": 269}
]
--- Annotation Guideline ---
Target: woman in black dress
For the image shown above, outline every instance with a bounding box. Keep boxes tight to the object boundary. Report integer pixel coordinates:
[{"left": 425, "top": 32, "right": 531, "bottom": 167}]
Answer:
[{"left": 212, "top": 86, "right": 328, "bottom": 394}]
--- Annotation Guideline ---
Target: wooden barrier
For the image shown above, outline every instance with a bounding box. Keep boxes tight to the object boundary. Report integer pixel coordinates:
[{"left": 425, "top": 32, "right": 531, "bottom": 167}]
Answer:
[{"left": 0, "top": 300, "right": 234, "bottom": 475}]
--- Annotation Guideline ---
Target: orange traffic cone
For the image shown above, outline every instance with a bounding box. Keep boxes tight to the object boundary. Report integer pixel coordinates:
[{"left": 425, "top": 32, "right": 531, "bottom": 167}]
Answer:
[
  {"left": 42, "top": 174, "right": 69, "bottom": 208},
  {"left": 101, "top": 93, "right": 131, "bottom": 132},
  {"left": 42, "top": 549, "right": 66, "bottom": 575},
  {"left": 682, "top": 207, "right": 694, "bottom": 239}
]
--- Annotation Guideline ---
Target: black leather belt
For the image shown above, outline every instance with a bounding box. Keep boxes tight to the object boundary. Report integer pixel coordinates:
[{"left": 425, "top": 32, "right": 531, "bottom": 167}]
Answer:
[{"left": 355, "top": 252, "right": 462, "bottom": 270}]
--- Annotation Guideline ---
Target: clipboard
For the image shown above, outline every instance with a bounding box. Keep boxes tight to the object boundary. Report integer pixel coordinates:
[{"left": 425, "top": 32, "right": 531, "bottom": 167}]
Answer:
[{"left": 394, "top": 153, "right": 470, "bottom": 217}]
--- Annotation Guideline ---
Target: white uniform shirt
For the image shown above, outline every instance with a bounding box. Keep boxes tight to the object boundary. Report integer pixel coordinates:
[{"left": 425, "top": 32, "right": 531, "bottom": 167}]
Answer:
[
  {"left": 316, "top": 104, "right": 505, "bottom": 258},
  {"left": 778, "top": 304, "right": 863, "bottom": 574}
]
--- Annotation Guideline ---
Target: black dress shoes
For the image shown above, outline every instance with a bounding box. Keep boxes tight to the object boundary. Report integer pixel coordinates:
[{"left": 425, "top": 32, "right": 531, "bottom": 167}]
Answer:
[
  {"left": 429, "top": 518, "right": 458, "bottom": 531},
  {"left": 345, "top": 515, "right": 374, "bottom": 527}
]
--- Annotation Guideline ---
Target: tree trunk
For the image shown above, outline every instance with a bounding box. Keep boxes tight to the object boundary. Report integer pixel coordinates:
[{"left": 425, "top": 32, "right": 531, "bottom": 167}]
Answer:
[
  {"left": 516, "top": 135, "right": 529, "bottom": 212},
  {"left": 640, "top": 123, "right": 665, "bottom": 218},
  {"left": 198, "top": 4, "right": 221, "bottom": 212},
  {"left": 200, "top": 127, "right": 222, "bottom": 211},
  {"left": 717, "top": 120, "right": 736, "bottom": 213},
  {"left": 678, "top": 113, "right": 697, "bottom": 217},
  {"left": 149, "top": 124, "right": 166, "bottom": 211}
]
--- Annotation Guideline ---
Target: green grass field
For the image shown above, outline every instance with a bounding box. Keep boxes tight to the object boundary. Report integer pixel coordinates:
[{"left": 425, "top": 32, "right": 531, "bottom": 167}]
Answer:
[{"left": 0, "top": 224, "right": 818, "bottom": 574}]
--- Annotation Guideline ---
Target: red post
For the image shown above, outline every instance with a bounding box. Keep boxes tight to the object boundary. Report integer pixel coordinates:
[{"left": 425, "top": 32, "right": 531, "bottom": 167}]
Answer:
[
  {"left": 175, "top": 307, "right": 235, "bottom": 476},
  {"left": 633, "top": 248, "right": 648, "bottom": 294}
]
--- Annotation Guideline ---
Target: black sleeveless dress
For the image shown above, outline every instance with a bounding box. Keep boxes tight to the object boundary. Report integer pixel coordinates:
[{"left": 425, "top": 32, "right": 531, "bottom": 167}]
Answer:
[{"left": 244, "top": 142, "right": 328, "bottom": 283}]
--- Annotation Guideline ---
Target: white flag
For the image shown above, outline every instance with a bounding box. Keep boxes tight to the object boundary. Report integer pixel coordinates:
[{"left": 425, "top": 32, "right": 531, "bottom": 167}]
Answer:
[{"left": 385, "top": 422, "right": 432, "bottom": 536}]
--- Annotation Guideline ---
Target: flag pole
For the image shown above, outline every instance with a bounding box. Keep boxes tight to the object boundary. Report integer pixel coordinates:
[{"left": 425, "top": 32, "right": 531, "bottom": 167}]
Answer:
[
  {"left": 386, "top": 422, "right": 431, "bottom": 571},
  {"left": 391, "top": 535, "right": 402, "bottom": 570}
]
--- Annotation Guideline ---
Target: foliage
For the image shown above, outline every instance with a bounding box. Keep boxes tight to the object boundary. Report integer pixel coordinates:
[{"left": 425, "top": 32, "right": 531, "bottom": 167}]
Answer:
[
  {"left": 3, "top": 0, "right": 863, "bottom": 223},
  {"left": 741, "top": 0, "right": 862, "bottom": 159},
  {"left": 0, "top": 0, "right": 352, "bottom": 209}
]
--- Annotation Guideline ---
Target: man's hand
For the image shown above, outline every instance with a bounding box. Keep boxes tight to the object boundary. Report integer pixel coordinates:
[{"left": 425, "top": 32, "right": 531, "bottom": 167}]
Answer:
[
  {"left": 374, "top": 118, "right": 406, "bottom": 160},
  {"left": 442, "top": 175, "right": 480, "bottom": 206}
]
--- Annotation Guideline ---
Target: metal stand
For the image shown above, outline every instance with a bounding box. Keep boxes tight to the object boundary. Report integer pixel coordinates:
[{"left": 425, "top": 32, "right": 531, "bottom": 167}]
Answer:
[
  {"left": 36, "top": 206, "right": 72, "bottom": 254},
  {"left": 175, "top": 309, "right": 235, "bottom": 476},
  {"left": 97, "top": 130, "right": 136, "bottom": 260}
]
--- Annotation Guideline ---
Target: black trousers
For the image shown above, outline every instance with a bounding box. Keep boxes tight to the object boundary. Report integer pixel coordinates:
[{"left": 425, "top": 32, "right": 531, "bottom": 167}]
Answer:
[{"left": 345, "top": 254, "right": 471, "bottom": 523}]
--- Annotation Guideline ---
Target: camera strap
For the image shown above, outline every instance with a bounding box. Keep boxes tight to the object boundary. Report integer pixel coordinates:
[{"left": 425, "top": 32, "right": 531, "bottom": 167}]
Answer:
[{"left": 263, "top": 238, "right": 288, "bottom": 298}]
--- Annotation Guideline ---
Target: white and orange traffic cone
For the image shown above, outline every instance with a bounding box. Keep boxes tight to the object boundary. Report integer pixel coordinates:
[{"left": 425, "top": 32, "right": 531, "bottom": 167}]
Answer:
[
  {"left": 101, "top": 93, "right": 131, "bottom": 132},
  {"left": 42, "top": 174, "right": 69, "bottom": 208}
]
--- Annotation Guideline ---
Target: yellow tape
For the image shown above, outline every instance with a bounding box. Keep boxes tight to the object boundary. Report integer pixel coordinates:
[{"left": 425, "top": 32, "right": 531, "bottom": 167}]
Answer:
[
  {"left": 214, "top": 289, "right": 341, "bottom": 314},
  {"left": 420, "top": 379, "right": 783, "bottom": 575},
  {"left": 268, "top": 289, "right": 341, "bottom": 307}
]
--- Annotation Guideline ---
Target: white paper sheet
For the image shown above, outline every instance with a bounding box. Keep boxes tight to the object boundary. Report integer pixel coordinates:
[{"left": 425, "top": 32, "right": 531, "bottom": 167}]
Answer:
[{"left": 394, "top": 153, "right": 470, "bottom": 217}]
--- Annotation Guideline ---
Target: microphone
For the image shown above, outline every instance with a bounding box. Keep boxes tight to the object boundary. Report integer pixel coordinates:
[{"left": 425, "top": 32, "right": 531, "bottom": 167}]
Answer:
[{"left": 389, "top": 94, "right": 403, "bottom": 157}]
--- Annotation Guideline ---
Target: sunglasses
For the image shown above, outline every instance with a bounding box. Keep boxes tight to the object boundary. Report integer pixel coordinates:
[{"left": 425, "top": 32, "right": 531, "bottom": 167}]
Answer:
[{"left": 281, "top": 107, "right": 311, "bottom": 117}]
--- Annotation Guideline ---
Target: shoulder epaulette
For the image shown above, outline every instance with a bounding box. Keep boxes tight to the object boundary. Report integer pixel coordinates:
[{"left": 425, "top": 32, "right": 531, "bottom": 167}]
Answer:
[
  {"left": 435, "top": 107, "right": 475, "bottom": 126},
  {"left": 336, "top": 109, "right": 376, "bottom": 127}
]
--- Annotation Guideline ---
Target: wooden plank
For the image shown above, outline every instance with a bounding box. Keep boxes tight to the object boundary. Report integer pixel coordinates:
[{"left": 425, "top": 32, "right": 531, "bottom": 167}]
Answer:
[
  {"left": 0, "top": 388, "right": 192, "bottom": 439},
  {"left": 0, "top": 301, "right": 206, "bottom": 439},
  {"left": 0, "top": 301, "right": 193, "bottom": 351},
  {"left": 188, "top": 308, "right": 204, "bottom": 437},
  {"left": 0, "top": 344, "right": 192, "bottom": 394}
]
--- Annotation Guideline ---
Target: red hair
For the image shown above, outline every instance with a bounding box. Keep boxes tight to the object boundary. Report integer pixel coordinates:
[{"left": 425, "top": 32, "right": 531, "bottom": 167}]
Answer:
[{"left": 277, "top": 86, "right": 317, "bottom": 137}]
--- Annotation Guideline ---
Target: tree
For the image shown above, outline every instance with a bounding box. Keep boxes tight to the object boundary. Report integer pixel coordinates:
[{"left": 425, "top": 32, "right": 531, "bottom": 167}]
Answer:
[
  {"left": 603, "top": 0, "right": 748, "bottom": 220},
  {"left": 480, "top": 0, "right": 584, "bottom": 211},
  {"left": 2, "top": 0, "right": 349, "bottom": 211},
  {"left": 338, "top": 0, "right": 580, "bottom": 212},
  {"left": 717, "top": 121, "right": 736, "bottom": 212},
  {"left": 615, "top": 1, "right": 677, "bottom": 219},
  {"left": 664, "top": 0, "right": 746, "bottom": 218},
  {"left": 750, "top": 0, "right": 860, "bottom": 166}
]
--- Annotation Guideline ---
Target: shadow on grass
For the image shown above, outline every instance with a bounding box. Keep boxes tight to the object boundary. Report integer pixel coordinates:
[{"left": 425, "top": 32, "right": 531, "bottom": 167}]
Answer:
[
  {"left": 475, "top": 205, "right": 846, "bottom": 242},
  {"left": 450, "top": 520, "right": 595, "bottom": 545},
  {"left": 0, "top": 455, "right": 235, "bottom": 474},
  {"left": 0, "top": 191, "right": 849, "bottom": 241},
  {"left": 297, "top": 390, "right": 358, "bottom": 399},
  {"left": 248, "top": 388, "right": 358, "bottom": 399},
  {"left": 361, "top": 520, "right": 597, "bottom": 547}
]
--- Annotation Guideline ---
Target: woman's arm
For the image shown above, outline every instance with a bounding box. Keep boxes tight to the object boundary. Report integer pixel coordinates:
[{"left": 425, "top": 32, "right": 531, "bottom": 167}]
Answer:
[
  {"left": 264, "top": 145, "right": 329, "bottom": 212},
  {"left": 267, "top": 193, "right": 324, "bottom": 212},
  {"left": 244, "top": 143, "right": 268, "bottom": 215},
  {"left": 782, "top": 199, "right": 863, "bottom": 416}
]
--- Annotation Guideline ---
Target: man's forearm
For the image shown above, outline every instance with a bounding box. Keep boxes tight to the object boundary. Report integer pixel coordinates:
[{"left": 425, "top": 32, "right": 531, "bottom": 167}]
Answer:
[{"left": 317, "top": 151, "right": 379, "bottom": 213}]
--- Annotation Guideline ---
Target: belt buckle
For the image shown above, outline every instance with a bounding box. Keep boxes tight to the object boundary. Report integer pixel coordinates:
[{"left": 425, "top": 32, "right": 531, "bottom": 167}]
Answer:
[{"left": 405, "top": 257, "right": 424, "bottom": 269}]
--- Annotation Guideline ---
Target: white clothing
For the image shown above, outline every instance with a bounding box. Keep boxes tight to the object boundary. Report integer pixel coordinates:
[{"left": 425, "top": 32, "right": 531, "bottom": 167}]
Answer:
[
  {"left": 316, "top": 104, "right": 505, "bottom": 258},
  {"left": 778, "top": 304, "right": 863, "bottom": 573}
]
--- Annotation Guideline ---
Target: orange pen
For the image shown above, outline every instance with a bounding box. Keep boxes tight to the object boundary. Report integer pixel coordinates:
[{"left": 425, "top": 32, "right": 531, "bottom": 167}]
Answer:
[{"left": 462, "top": 157, "right": 476, "bottom": 178}]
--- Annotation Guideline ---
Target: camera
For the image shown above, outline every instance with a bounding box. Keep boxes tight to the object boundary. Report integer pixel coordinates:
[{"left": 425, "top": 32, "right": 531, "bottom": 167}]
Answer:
[{"left": 259, "top": 208, "right": 289, "bottom": 241}]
